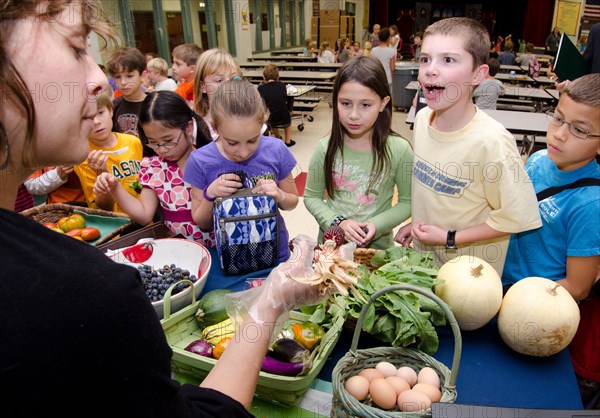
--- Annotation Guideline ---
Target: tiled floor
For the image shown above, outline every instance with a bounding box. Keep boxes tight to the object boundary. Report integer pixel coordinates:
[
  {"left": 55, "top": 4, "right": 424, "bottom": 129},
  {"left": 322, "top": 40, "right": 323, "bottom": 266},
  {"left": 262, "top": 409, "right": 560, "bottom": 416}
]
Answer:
[{"left": 280, "top": 100, "right": 414, "bottom": 240}]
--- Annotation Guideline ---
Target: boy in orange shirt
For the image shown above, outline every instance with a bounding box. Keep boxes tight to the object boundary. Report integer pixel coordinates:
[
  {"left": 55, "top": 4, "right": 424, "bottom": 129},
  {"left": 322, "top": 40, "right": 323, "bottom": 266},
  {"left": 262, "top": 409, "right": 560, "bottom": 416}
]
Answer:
[{"left": 172, "top": 43, "right": 203, "bottom": 106}]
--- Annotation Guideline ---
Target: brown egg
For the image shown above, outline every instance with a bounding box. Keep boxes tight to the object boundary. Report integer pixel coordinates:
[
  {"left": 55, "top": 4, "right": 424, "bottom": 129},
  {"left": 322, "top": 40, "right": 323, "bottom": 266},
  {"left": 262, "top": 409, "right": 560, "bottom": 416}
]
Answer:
[
  {"left": 369, "top": 378, "right": 397, "bottom": 410},
  {"left": 358, "top": 368, "right": 385, "bottom": 382},
  {"left": 344, "top": 375, "right": 370, "bottom": 401},
  {"left": 375, "top": 361, "right": 397, "bottom": 378},
  {"left": 395, "top": 366, "right": 418, "bottom": 387},
  {"left": 412, "top": 383, "right": 442, "bottom": 402},
  {"left": 397, "top": 389, "right": 432, "bottom": 412},
  {"left": 417, "top": 367, "right": 441, "bottom": 388},
  {"left": 385, "top": 376, "right": 411, "bottom": 396}
]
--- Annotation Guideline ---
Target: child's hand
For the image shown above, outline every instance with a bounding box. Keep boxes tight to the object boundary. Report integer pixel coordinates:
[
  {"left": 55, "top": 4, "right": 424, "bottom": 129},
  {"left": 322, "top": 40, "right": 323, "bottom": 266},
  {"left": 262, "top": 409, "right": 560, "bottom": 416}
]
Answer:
[
  {"left": 339, "top": 219, "right": 375, "bottom": 247},
  {"left": 411, "top": 221, "right": 446, "bottom": 246},
  {"left": 394, "top": 222, "right": 413, "bottom": 247},
  {"left": 206, "top": 173, "right": 243, "bottom": 200},
  {"left": 56, "top": 165, "right": 74, "bottom": 180},
  {"left": 253, "top": 178, "right": 282, "bottom": 201},
  {"left": 93, "top": 172, "right": 118, "bottom": 196},
  {"left": 87, "top": 150, "right": 109, "bottom": 174}
]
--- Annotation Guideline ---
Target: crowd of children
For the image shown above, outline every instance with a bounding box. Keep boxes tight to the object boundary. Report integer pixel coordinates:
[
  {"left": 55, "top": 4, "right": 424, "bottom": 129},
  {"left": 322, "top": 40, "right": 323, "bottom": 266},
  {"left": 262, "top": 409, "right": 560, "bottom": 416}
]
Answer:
[{"left": 14, "top": 13, "right": 599, "bottom": 408}]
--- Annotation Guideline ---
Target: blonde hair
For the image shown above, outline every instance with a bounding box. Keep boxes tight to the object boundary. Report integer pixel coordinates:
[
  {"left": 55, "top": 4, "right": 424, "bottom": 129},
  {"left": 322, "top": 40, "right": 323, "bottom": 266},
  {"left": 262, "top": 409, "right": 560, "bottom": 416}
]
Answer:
[
  {"left": 363, "top": 41, "right": 372, "bottom": 56},
  {"left": 193, "top": 48, "right": 241, "bottom": 117},
  {"left": 423, "top": 17, "right": 490, "bottom": 69},
  {"left": 210, "top": 80, "right": 268, "bottom": 128},
  {"left": 147, "top": 57, "right": 169, "bottom": 76}
]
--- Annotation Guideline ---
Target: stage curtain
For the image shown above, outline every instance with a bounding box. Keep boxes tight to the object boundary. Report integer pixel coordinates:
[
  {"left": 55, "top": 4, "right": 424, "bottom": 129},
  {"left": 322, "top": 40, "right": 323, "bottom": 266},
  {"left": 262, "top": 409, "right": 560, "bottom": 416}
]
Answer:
[{"left": 522, "top": 0, "right": 554, "bottom": 47}]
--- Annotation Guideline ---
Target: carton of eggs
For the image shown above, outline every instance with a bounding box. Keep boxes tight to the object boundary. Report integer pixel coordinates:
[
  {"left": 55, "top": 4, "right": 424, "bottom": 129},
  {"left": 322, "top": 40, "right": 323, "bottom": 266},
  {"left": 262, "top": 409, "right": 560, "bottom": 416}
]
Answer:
[{"left": 344, "top": 362, "right": 442, "bottom": 412}]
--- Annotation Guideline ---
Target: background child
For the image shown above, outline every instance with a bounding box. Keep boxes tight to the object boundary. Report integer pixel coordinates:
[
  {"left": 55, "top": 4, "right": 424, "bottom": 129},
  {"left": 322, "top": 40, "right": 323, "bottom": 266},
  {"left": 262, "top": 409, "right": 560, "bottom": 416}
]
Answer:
[
  {"left": 172, "top": 43, "right": 203, "bottom": 106},
  {"left": 412, "top": 31, "right": 423, "bottom": 61},
  {"left": 318, "top": 41, "right": 335, "bottom": 64},
  {"left": 258, "top": 64, "right": 294, "bottom": 147},
  {"left": 25, "top": 166, "right": 85, "bottom": 205},
  {"left": 107, "top": 47, "right": 147, "bottom": 137},
  {"left": 370, "top": 27, "right": 396, "bottom": 97},
  {"left": 74, "top": 93, "right": 143, "bottom": 213},
  {"left": 473, "top": 58, "right": 505, "bottom": 110},
  {"left": 193, "top": 48, "right": 242, "bottom": 139},
  {"left": 304, "top": 56, "right": 412, "bottom": 249},
  {"left": 93, "top": 91, "right": 214, "bottom": 245},
  {"left": 185, "top": 80, "right": 299, "bottom": 262},
  {"left": 497, "top": 41, "right": 517, "bottom": 65},
  {"left": 146, "top": 57, "right": 177, "bottom": 92},
  {"left": 394, "top": 17, "right": 541, "bottom": 275}
]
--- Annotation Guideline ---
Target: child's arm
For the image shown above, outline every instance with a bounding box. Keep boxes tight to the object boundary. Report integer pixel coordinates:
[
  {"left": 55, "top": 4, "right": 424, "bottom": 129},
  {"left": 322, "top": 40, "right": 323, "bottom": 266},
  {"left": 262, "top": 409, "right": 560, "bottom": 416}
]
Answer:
[
  {"left": 412, "top": 221, "right": 510, "bottom": 246},
  {"left": 253, "top": 174, "right": 298, "bottom": 211},
  {"left": 190, "top": 173, "right": 244, "bottom": 230},
  {"left": 94, "top": 172, "right": 158, "bottom": 225},
  {"left": 558, "top": 256, "right": 600, "bottom": 301},
  {"left": 24, "top": 167, "right": 70, "bottom": 195}
]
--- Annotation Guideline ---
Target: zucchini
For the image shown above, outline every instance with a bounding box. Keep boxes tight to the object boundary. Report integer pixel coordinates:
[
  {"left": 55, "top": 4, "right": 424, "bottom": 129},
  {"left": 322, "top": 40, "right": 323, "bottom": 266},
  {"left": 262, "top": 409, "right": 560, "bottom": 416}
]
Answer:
[
  {"left": 269, "top": 338, "right": 310, "bottom": 363},
  {"left": 194, "top": 289, "right": 232, "bottom": 329}
]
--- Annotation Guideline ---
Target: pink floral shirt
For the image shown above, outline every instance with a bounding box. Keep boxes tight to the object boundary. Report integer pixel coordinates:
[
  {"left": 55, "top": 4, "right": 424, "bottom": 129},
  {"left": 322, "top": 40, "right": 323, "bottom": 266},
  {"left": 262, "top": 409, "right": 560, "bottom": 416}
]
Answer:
[{"left": 139, "top": 156, "right": 215, "bottom": 247}]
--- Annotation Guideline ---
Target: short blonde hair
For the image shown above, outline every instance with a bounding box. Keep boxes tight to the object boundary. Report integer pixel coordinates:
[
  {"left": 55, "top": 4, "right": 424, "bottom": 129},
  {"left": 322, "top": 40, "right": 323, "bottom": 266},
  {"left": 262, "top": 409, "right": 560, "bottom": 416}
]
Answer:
[{"left": 147, "top": 57, "right": 169, "bottom": 76}]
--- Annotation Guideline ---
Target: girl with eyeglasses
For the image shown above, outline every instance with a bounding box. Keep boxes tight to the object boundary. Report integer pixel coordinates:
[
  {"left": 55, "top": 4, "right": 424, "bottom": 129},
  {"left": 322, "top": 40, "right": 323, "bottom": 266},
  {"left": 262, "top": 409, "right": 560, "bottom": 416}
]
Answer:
[{"left": 94, "top": 90, "right": 215, "bottom": 245}]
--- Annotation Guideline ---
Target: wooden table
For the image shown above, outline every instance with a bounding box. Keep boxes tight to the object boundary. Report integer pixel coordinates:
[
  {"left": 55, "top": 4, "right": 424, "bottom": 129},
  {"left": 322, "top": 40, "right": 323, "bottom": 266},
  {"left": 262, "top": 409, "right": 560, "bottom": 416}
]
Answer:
[
  {"left": 251, "top": 53, "right": 316, "bottom": 62},
  {"left": 243, "top": 70, "right": 337, "bottom": 86},
  {"left": 239, "top": 61, "right": 342, "bottom": 72}
]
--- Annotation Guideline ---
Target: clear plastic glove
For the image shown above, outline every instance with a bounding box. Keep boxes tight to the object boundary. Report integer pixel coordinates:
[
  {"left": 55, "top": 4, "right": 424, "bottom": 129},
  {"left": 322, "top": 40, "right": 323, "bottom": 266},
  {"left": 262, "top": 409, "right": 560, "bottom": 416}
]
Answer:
[{"left": 225, "top": 235, "right": 328, "bottom": 336}]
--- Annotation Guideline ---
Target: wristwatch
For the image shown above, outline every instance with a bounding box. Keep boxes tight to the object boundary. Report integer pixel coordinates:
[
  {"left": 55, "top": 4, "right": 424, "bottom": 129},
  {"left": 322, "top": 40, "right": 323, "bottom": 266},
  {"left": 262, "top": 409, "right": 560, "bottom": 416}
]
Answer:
[
  {"left": 331, "top": 215, "right": 347, "bottom": 227},
  {"left": 445, "top": 230, "right": 457, "bottom": 250}
]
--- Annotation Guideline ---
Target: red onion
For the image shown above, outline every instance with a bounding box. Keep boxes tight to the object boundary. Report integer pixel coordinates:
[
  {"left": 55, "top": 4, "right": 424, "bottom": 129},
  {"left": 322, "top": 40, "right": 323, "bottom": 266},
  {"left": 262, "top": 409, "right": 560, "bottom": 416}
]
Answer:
[{"left": 184, "top": 339, "right": 213, "bottom": 357}]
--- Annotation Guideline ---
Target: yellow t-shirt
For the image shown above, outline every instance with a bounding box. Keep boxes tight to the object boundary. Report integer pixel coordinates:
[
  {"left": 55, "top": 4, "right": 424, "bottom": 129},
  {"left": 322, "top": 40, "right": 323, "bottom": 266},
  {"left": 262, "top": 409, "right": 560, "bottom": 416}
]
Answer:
[
  {"left": 411, "top": 107, "right": 542, "bottom": 275},
  {"left": 74, "top": 132, "right": 143, "bottom": 213}
]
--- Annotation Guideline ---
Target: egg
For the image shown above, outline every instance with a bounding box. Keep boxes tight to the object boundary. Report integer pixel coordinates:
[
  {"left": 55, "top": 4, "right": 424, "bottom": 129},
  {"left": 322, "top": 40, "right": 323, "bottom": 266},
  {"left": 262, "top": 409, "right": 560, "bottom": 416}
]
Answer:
[
  {"left": 369, "top": 378, "right": 397, "bottom": 410},
  {"left": 412, "top": 383, "right": 442, "bottom": 402},
  {"left": 385, "top": 376, "right": 411, "bottom": 396},
  {"left": 395, "top": 366, "right": 418, "bottom": 387},
  {"left": 417, "top": 367, "right": 441, "bottom": 388},
  {"left": 375, "top": 361, "right": 397, "bottom": 378},
  {"left": 344, "top": 375, "right": 370, "bottom": 401},
  {"left": 358, "top": 368, "right": 385, "bottom": 382},
  {"left": 397, "top": 389, "right": 432, "bottom": 412}
]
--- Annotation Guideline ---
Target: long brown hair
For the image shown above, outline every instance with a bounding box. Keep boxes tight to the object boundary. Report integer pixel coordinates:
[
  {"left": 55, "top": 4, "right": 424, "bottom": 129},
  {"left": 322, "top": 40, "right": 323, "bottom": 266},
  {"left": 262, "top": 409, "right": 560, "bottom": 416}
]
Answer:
[{"left": 324, "top": 56, "right": 393, "bottom": 199}]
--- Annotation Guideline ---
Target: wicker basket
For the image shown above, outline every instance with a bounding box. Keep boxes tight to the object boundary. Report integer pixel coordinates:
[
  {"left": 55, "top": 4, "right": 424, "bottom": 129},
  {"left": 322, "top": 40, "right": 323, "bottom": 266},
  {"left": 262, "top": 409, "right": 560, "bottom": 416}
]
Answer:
[
  {"left": 161, "top": 288, "right": 345, "bottom": 406},
  {"left": 21, "top": 203, "right": 136, "bottom": 246},
  {"left": 331, "top": 284, "right": 462, "bottom": 417},
  {"left": 353, "top": 248, "right": 380, "bottom": 271}
]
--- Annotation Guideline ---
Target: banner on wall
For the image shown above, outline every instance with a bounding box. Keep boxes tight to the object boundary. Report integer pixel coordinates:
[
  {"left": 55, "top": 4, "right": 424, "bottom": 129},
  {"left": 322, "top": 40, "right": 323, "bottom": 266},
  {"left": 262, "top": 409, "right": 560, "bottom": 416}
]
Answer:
[{"left": 556, "top": 0, "right": 581, "bottom": 35}]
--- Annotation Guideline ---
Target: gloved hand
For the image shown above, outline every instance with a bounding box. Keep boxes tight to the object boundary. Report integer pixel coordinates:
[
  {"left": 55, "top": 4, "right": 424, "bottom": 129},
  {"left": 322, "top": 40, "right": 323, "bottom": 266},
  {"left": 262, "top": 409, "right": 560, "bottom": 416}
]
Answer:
[{"left": 225, "top": 235, "right": 328, "bottom": 330}]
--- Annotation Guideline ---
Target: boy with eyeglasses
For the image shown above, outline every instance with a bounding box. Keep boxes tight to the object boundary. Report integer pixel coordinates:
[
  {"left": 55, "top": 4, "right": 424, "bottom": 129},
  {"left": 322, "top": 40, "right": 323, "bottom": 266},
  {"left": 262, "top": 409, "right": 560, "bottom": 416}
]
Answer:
[
  {"left": 74, "top": 92, "right": 143, "bottom": 213},
  {"left": 502, "top": 72, "right": 600, "bottom": 301}
]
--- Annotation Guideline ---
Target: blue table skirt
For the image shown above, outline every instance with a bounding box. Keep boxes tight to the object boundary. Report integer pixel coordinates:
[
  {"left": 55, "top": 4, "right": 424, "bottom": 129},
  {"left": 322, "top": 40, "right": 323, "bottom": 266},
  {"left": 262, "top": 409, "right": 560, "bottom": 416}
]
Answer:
[{"left": 201, "top": 247, "right": 583, "bottom": 410}]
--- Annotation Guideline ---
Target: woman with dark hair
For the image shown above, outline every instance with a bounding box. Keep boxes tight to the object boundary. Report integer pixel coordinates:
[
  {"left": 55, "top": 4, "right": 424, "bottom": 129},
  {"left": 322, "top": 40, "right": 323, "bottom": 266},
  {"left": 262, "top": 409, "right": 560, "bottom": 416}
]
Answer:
[
  {"left": 94, "top": 91, "right": 214, "bottom": 244},
  {"left": 0, "top": 2, "right": 326, "bottom": 415},
  {"left": 303, "top": 56, "right": 412, "bottom": 249}
]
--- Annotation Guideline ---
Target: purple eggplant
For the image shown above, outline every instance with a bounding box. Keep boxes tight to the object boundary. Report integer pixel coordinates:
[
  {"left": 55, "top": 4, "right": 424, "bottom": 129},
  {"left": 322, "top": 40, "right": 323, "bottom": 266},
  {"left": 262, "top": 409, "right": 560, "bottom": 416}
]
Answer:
[
  {"left": 184, "top": 339, "right": 213, "bottom": 358},
  {"left": 261, "top": 355, "right": 310, "bottom": 376}
]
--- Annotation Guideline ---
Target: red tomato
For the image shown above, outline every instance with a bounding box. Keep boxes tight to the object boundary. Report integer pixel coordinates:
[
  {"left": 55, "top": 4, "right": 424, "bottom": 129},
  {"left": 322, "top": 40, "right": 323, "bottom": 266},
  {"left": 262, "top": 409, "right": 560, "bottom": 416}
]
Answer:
[
  {"left": 65, "top": 229, "right": 82, "bottom": 237},
  {"left": 43, "top": 222, "right": 58, "bottom": 229},
  {"left": 80, "top": 227, "right": 100, "bottom": 241}
]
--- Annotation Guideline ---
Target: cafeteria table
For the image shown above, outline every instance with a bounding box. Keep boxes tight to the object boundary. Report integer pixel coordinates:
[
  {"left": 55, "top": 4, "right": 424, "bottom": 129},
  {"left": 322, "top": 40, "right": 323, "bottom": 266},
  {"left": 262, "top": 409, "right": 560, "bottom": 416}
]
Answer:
[{"left": 199, "top": 247, "right": 584, "bottom": 410}]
